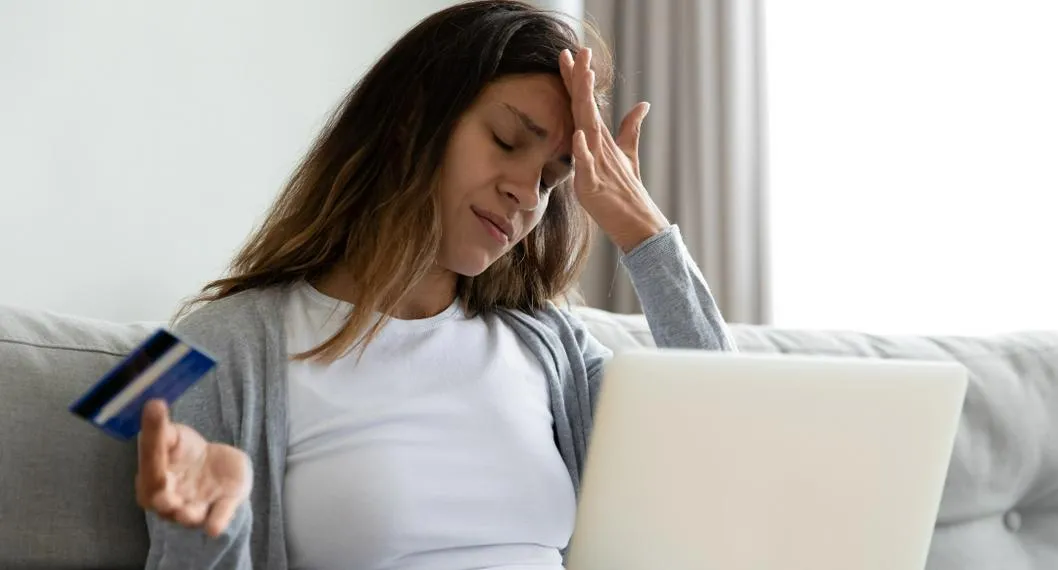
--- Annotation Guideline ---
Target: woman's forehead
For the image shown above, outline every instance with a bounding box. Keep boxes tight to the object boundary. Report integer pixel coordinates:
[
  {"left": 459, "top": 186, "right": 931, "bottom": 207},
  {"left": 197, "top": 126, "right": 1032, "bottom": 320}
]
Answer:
[{"left": 479, "top": 74, "right": 573, "bottom": 138}]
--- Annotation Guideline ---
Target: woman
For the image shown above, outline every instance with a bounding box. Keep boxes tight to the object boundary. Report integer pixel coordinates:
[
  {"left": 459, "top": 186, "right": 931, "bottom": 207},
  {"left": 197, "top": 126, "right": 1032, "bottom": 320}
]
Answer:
[{"left": 137, "top": 1, "right": 735, "bottom": 569}]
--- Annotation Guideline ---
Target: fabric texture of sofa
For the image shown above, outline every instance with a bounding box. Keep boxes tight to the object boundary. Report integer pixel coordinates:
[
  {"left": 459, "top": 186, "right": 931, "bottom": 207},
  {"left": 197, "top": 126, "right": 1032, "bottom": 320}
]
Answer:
[{"left": 2, "top": 303, "right": 1056, "bottom": 569}]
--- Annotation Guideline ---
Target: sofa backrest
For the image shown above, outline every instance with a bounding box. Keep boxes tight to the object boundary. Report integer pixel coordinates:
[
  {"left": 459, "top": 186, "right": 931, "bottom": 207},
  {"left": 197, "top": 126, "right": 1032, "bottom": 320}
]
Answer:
[{"left": 1, "top": 305, "right": 155, "bottom": 569}]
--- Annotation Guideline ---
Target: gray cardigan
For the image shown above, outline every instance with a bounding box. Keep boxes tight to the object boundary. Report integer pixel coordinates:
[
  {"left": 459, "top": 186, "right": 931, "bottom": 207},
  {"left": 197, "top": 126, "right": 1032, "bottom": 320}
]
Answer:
[{"left": 144, "top": 225, "right": 736, "bottom": 569}]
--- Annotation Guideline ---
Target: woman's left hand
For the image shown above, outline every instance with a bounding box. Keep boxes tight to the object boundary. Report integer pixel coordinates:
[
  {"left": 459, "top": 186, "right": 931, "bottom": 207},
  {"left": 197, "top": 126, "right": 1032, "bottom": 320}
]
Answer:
[{"left": 559, "top": 47, "right": 670, "bottom": 253}]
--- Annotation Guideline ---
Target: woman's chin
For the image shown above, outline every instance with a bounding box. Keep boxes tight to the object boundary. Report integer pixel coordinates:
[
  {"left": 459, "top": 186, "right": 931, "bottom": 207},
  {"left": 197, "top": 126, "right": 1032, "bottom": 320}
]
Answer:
[{"left": 441, "top": 252, "right": 500, "bottom": 278}]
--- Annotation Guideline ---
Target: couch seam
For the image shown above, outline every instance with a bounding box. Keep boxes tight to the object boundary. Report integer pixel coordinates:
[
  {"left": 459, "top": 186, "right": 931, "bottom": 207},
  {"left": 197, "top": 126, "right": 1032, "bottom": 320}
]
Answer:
[{"left": 0, "top": 338, "right": 129, "bottom": 358}]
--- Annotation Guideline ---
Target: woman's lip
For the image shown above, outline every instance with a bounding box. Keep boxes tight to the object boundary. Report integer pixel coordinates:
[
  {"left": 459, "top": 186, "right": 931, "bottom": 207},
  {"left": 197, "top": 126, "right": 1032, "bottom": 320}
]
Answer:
[
  {"left": 470, "top": 206, "right": 512, "bottom": 243},
  {"left": 475, "top": 212, "right": 509, "bottom": 244}
]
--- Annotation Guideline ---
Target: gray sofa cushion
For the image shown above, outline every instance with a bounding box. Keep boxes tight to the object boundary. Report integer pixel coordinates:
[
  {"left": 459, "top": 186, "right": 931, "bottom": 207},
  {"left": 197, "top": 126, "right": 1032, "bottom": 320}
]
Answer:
[
  {"left": 0, "top": 305, "right": 154, "bottom": 569},
  {"left": 578, "top": 307, "right": 1058, "bottom": 569}
]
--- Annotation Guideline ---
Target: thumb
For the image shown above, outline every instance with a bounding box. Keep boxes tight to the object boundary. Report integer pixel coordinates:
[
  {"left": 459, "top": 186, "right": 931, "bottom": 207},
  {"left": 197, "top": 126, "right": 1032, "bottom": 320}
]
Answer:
[
  {"left": 615, "top": 101, "right": 650, "bottom": 162},
  {"left": 138, "top": 399, "right": 173, "bottom": 488}
]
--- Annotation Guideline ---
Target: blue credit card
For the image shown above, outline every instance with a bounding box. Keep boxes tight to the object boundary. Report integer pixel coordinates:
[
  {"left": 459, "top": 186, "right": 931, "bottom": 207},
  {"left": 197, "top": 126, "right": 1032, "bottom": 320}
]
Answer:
[{"left": 69, "top": 328, "right": 217, "bottom": 441}]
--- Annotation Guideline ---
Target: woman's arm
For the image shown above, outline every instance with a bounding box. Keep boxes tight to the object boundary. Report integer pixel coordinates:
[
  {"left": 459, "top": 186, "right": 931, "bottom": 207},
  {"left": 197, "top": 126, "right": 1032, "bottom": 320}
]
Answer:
[
  {"left": 141, "top": 386, "right": 254, "bottom": 569},
  {"left": 555, "top": 48, "right": 736, "bottom": 352},
  {"left": 567, "top": 226, "right": 736, "bottom": 416},
  {"left": 141, "top": 306, "right": 256, "bottom": 569},
  {"left": 620, "top": 225, "right": 737, "bottom": 351}
]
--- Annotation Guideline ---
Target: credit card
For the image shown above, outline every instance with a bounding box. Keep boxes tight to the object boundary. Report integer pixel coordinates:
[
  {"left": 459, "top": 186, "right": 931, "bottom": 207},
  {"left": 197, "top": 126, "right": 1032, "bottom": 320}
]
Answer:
[{"left": 69, "top": 328, "right": 217, "bottom": 441}]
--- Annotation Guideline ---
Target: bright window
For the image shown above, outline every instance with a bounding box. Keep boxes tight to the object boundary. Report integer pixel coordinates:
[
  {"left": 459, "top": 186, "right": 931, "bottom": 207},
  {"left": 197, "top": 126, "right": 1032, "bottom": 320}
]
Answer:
[{"left": 764, "top": 0, "right": 1058, "bottom": 334}]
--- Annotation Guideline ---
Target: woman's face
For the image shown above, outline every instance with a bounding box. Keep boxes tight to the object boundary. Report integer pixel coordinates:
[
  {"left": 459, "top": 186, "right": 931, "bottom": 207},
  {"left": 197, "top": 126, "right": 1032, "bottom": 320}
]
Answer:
[{"left": 436, "top": 73, "right": 575, "bottom": 277}]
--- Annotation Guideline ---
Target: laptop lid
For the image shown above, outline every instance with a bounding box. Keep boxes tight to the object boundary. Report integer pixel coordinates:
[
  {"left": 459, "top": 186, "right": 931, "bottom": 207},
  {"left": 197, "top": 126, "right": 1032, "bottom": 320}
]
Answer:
[{"left": 566, "top": 349, "right": 967, "bottom": 570}]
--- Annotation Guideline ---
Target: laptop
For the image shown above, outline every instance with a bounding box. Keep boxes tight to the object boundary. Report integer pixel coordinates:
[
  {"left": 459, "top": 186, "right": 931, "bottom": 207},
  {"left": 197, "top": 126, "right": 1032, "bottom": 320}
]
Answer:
[{"left": 565, "top": 349, "right": 967, "bottom": 570}]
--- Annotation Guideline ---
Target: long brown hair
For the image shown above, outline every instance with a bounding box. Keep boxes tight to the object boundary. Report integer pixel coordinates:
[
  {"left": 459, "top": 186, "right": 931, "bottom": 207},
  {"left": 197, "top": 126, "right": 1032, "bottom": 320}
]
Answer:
[{"left": 180, "top": 0, "right": 613, "bottom": 362}]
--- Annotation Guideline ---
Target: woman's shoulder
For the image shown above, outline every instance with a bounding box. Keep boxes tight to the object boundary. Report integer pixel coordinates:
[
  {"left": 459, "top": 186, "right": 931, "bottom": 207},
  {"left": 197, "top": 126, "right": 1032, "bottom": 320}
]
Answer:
[
  {"left": 498, "top": 299, "right": 596, "bottom": 347},
  {"left": 173, "top": 286, "right": 288, "bottom": 354}
]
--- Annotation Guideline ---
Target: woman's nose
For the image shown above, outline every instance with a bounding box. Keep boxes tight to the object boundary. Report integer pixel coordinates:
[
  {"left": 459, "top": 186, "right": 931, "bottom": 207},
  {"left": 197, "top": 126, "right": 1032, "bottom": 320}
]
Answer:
[{"left": 500, "top": 177, "right": 541, "bottom": 210}]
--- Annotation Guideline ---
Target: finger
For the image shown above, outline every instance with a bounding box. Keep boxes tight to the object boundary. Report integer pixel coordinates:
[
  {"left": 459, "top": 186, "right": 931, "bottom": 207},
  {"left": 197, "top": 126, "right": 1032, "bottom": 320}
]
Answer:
[
  {"left": 615, "top": 102, "right": 650, "bottom": 162},
  {"left": 138, "top": 400, "right": 171, "bottom": 490},
  {"left": 135, "top": 474, "right": 155, "bottom": 509},
  {"left": 559, "top": 49, "right": 574, "bottom": 96},
  {"left": 585, "top": 72, "right": 607, "bottom": 151},
  {"left": 205, "top": 497, "right": 242, "bottom": 538},
  {"left": 172, "top": 501, "right": 209, "bottom": 529},
  {"left": 572, "top": 48, "right": 600, "bottom": 143},
  {"left": 572, "top": 130, "right": 598, "bottom": 195}
]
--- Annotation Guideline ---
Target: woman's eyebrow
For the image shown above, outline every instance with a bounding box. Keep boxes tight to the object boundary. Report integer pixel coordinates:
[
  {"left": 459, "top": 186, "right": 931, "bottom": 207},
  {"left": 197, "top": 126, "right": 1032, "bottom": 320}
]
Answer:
[{"left": 502, "top": 103, "right": 549, "bottom": 139}]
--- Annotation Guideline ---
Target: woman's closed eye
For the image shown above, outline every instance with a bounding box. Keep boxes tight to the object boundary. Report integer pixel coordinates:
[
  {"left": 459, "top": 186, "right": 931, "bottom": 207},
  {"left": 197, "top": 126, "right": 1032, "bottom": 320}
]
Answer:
[
  {"left": 493, "top": 133, "right": 515, "bottom": 152},
  {"left": 494, "top": 133, "right": 554, "bottom": 192}
]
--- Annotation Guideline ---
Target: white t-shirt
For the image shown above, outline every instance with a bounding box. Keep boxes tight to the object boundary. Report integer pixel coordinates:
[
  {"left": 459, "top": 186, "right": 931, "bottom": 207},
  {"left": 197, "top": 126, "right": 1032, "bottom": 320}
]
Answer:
[{"left": 283, "top": 282, "right": 576, "bottom": 570}]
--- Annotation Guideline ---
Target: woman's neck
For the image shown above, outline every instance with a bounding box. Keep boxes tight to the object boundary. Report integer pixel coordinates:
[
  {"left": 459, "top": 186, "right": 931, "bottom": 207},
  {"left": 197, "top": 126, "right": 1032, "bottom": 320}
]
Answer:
[{"left": 314, "top": 265, "right": 458, "bottom": 320}]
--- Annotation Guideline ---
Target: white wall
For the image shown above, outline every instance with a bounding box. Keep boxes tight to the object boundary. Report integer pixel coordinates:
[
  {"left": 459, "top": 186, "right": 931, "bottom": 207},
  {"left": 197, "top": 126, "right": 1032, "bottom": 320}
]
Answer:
[
  {"left": 0, "top": 0, "right": 458, "bottom": 322},
  {"left": 766, "top": 0, "right": 1058, "bottom": 334}
]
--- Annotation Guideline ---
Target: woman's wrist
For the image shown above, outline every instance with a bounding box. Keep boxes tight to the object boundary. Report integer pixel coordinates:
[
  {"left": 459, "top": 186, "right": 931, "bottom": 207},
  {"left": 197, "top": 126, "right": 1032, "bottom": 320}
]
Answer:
[{"left": 598, "top": 201, "right": 671, "bottom": 253}]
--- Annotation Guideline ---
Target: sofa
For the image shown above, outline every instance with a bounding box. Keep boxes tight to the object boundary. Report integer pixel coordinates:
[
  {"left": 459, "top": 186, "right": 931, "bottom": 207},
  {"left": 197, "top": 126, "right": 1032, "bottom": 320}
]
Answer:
[{"left": 1, "top": 302, "right": 1056, "bottom": 569}]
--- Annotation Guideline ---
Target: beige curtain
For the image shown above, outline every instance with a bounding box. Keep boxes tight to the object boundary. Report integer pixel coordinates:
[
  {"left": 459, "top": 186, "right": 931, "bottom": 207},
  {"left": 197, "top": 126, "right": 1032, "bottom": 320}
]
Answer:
[{"left": 578, "top": 0, "right": 770, "bottom": 325}]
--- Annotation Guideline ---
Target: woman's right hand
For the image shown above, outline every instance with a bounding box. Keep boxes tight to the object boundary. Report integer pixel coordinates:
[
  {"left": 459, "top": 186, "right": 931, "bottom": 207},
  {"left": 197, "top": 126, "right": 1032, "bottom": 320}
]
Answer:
[{"left": 136, "top": 399, "right": 252, "bottom": 538}]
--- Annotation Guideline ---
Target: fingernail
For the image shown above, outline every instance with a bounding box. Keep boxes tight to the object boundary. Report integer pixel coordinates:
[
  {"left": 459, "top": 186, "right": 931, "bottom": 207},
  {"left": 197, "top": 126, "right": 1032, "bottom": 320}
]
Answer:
[{"left": 643, "top": 102, "right": 651, "bottom": 115}]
